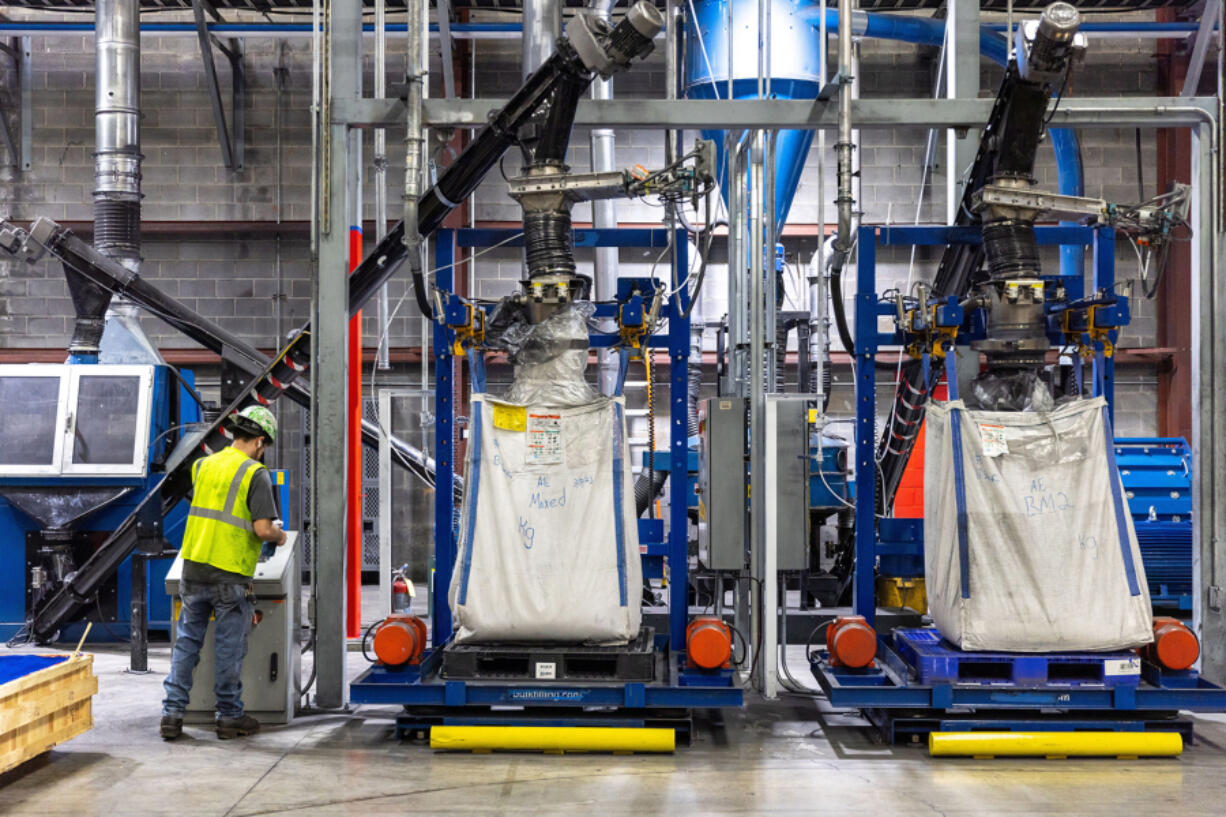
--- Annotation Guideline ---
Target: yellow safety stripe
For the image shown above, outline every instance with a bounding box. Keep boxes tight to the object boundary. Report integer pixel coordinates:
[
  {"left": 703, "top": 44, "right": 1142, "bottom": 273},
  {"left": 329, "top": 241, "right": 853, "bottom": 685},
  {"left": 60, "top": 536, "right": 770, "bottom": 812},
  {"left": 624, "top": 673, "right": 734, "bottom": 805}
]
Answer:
[
  {"left": 186, "top": 506, "right": 254, "bottom": 532},
  {"left": 223, "top": 458, "right": 258, "bottom": 515}
]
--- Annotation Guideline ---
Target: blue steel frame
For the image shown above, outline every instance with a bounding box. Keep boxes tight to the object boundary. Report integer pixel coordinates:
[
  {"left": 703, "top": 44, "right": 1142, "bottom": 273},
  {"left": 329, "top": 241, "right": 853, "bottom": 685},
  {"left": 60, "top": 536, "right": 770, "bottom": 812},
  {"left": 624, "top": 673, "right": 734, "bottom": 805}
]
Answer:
[
  {"left": 350, "top": 226, "right": 742, "bottom": 709},
  {"left": 812, "top": 636, "right": 1226, "bottom": 711},
  {"left": 852, "top": 224, "right": 1117, "bottom": 627},
  {"left": 818, "top": 223, "right": 1226, "bottom": 714}
]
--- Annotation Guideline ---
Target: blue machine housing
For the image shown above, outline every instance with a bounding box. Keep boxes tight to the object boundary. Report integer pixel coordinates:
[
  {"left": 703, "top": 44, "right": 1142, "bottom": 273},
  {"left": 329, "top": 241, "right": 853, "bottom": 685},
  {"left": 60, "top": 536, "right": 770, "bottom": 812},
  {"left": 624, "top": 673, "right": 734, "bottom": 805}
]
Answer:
[{"left": 0, "top": 364, "right": 200, "bottom": 642}]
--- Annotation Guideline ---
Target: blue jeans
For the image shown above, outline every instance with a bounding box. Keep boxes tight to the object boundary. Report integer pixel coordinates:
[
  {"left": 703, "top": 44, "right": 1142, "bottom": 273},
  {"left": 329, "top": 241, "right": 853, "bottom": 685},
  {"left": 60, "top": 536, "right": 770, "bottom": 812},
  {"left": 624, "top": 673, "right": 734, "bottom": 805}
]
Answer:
[{"left": 162, "top": 579, "right": 252, "bottom": 720}]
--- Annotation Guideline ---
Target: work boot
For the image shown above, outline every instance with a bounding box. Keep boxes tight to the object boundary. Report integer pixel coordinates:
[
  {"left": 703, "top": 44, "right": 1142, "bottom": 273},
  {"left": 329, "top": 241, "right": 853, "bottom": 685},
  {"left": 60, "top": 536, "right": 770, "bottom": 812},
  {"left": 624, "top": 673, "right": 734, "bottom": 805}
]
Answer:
[
  {"left": 216, "top": 714, "right": 261, "bottom": 740},
  {"left": 159, "top": 716, "right": 183, "bottom": 741}
]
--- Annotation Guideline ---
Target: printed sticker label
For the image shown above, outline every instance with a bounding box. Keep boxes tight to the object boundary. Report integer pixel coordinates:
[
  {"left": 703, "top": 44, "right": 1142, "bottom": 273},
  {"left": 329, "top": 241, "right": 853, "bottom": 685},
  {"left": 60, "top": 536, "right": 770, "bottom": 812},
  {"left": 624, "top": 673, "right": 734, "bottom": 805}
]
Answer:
[
  {"left": 978, "top": 423, "right": 1008, "bottom": 457},
  {"left": 527, "top": 413, "right": 563, "bottom": 464},
  {"left": 1103, "top": 657, "right": 1142, "bottom": 676},
  {"left": 534, "top": 661, "right": 557, "bottom": 680},
  {"left": 492, "top": 402, "right": 527, "bottom": 432}
]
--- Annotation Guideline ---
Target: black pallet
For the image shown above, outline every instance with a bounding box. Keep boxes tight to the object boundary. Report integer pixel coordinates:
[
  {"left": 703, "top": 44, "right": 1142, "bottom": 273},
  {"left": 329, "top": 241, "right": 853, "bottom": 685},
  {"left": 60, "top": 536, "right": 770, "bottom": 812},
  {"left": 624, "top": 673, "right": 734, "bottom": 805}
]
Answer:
[{"left": 441, "top": 627, "right": 656, "bottom": 682}]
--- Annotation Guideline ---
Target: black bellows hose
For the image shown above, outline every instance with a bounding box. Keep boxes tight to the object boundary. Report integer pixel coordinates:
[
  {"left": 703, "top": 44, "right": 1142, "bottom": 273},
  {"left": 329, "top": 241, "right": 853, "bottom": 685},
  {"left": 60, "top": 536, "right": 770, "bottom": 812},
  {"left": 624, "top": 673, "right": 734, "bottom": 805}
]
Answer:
[{"left": 634, "top": 469, "right": 669, "bottom": 517}]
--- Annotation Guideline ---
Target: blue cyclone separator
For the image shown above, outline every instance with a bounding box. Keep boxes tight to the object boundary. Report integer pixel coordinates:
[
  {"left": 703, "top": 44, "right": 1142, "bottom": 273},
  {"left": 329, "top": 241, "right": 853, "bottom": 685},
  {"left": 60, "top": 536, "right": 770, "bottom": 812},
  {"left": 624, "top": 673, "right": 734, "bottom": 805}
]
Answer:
[
  {"left": 684, "top": 0, "right": 824, "bottom": 234},
  {"left": 684, "top": 0, "right": 1084, "bottom": 277}
]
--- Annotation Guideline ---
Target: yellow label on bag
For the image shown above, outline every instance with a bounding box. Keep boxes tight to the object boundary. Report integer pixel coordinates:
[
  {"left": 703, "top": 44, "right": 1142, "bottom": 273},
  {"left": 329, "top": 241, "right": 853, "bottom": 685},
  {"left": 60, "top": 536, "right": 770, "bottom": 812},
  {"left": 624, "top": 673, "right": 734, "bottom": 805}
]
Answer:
[{"left": 492, "top": 403, "right": 527, "bottom": 432}]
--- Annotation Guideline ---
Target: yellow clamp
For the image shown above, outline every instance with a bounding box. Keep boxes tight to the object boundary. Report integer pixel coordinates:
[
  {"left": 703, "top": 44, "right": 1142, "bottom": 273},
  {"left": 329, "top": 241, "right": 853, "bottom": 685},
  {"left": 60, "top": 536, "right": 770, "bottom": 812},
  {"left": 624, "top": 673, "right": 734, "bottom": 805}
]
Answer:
[
  {"left": 1061, "top": 305, "right": 1114, "bottom": 360},
  {"left": 931, "top": 326, "right": 958, "bottom": 359},
  {"left": 450, "top": 304, "right": 485, "bottom": 354},
  {"left": 1085, "top": 305, "right": 1115, "bottom": 358},
  {"left": 619, "top": 308, "right": 647, "bottom": 349},
  {"left": 902, "top": 305, "right": 958, "bottom": 360}
]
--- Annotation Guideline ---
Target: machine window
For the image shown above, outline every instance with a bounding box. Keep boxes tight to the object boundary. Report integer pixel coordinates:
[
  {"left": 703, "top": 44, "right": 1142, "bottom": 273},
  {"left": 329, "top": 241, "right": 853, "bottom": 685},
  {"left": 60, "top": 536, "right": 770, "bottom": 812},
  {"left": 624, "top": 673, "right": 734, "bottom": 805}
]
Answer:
[
  {"left": 0, "top": 376, "right": 62, "bottom": 466},
  {"left": 72, "top": 375, "right": 142, "bottom": 465}
]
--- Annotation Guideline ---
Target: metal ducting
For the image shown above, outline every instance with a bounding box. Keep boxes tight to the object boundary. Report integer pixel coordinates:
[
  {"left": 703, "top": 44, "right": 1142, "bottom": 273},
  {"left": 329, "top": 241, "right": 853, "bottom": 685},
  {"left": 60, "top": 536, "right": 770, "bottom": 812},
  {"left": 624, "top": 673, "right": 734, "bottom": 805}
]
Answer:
[
  {"left": 66, "top": 0, "right": 143, "bottom": 359},
  {"left": 94, "top": 0, "right": 141, "bottom": 274}
]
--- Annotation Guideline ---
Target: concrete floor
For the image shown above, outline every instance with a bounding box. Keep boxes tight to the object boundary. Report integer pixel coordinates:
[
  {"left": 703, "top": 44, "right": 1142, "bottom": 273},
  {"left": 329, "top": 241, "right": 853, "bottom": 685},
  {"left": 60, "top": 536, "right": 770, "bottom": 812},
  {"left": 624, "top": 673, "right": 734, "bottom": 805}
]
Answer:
[{"left": 3, "top": 643, "right": 1226, "bottom": 816}]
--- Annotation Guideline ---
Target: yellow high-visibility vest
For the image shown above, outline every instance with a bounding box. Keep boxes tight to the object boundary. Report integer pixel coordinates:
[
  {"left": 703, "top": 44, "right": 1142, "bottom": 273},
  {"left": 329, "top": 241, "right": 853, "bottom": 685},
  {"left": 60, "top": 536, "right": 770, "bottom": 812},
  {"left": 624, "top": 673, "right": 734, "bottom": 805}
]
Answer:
[{"left": 180, "top": 446, "right": 266, "bottom": 577}]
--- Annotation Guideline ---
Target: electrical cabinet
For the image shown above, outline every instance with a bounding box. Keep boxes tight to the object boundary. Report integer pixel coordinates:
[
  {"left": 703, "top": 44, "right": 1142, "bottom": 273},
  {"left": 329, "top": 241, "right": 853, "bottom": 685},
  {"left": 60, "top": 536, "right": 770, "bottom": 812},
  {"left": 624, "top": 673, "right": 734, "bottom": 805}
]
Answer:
[
  {"left": 768, "top": 398, "right": 810, "bottom": 572},
  {"left": 700, "top": 397, "right": 746, "bottom": 571},
  {"left": 165, "top": 532, "right": 301, "bottom": 724}
]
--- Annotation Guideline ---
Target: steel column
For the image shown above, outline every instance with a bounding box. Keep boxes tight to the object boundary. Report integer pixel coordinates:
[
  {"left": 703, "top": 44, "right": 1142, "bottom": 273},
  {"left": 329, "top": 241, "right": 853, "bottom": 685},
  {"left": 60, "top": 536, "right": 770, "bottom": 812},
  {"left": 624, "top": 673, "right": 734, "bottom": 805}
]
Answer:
[
  {"left": 945, "top": 0, "right": 979, "bottom": 222},
  {"left": 1156, "top": 8, "right": 1195, "bottom": 443},
  {"left": 1194, "top": 117, "right": 1226, "bottom": 683},
  {"left": 129, "top": 552, "right": 152, "bottom": 673},
  {"left": 312, "top": 0, "right": 362, "bottom": 709},
  {"left": 748, "top": 131, "right": 766, "bottom": 691}
]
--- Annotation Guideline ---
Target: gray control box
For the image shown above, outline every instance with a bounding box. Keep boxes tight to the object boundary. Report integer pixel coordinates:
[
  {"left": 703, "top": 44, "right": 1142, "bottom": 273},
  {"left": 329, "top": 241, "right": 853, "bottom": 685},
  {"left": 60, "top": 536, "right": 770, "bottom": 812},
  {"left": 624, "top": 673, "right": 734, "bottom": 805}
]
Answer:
[
  {"left": 700, "top": 397, "right": 746, "bottom": 571},
  {"left": 769, "top": 399, "right": 810, "bottom": 572},
  {"left": 165, "top": 532, "right": 301, "bottom": 724}
]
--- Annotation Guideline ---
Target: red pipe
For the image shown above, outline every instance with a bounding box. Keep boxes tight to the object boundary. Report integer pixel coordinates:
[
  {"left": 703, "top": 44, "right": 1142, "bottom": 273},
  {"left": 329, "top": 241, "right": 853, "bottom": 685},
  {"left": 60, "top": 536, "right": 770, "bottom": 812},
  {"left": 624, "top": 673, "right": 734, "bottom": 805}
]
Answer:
[{"left": 347, "top": 226, "right": 364, "bottom": 639}]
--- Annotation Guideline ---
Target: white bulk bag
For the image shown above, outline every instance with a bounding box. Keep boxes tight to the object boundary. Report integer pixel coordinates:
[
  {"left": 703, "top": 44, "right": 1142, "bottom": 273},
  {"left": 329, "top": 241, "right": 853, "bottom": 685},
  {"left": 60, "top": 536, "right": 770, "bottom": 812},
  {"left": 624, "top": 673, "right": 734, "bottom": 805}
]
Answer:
[
  {"left": 924, "top": 395, "right": 1153, "bottom": 652},
  {"left": 449, "top": 394, "right": 642, "bottom": 644}
]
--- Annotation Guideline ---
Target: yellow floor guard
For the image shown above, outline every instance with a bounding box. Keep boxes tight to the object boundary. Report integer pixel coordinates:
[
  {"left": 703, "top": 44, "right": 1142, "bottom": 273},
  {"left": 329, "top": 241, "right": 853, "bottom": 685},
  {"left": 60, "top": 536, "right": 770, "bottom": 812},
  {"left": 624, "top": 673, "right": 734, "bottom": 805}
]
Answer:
[
  {"left": 929, "top": 731, "right": 1183, "bottom": 758},
  {"left": 430, "top": 725, "right": 675, "bottom": 753}
]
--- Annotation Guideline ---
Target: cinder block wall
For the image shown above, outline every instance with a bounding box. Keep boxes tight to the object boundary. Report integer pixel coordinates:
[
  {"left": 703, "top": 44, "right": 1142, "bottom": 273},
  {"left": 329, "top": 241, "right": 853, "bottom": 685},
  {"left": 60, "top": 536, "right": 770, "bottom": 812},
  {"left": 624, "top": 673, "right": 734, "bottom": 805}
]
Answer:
[{"left": 0, "top": 10, "right": 1171, "bottom": 446}]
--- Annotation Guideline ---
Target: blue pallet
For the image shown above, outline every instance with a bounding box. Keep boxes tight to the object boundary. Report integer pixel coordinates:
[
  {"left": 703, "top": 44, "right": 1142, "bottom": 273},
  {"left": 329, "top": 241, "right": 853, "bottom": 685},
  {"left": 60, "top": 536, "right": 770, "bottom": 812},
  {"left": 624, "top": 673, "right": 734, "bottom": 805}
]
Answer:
[{"left": 894, "top": 629, "right": 1142, "bottom": 688}]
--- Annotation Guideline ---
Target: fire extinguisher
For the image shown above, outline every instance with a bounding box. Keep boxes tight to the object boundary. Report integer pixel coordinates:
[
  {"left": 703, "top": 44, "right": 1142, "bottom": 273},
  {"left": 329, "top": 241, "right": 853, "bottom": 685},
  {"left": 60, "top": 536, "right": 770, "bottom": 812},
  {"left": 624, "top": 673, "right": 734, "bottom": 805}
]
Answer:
[{"left": 392, "top": 564, "right": 413, "bottom": 613}]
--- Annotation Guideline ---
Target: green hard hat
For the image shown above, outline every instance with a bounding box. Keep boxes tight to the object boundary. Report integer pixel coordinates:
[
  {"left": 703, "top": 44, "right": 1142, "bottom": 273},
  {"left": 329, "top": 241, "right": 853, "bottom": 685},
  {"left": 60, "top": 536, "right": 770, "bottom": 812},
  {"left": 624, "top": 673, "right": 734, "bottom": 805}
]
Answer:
[{"left": 235, "top": 405, "right": 278, "bottom": 443}]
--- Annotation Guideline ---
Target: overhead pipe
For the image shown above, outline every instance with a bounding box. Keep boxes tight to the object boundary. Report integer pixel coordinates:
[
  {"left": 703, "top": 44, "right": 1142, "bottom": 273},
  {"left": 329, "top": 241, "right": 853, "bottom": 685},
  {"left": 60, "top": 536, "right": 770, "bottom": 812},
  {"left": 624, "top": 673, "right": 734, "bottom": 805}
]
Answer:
[
  {"left": 403, "top": 0, "right": 428, "bottom": 316},
  {"left": 0, "top": 21, "right": 1211, "bottom": 39},
  {"left": 523, "top": 0, "right": 563, "bottom": 80},
  {"left": 589, "top": 0, "right": 622, "bottom": 397},
  {"left": 374, "top": 0, "right": 391, "bottom": 370},
  {"left": 827, "top": 0, "right": 856, "bottom": 357},
  {"left": 69, "top": 0, "right": 139, "bottom": 361},
  {"left": 87, "top": 0, "right": 162, "bottom": 364}
]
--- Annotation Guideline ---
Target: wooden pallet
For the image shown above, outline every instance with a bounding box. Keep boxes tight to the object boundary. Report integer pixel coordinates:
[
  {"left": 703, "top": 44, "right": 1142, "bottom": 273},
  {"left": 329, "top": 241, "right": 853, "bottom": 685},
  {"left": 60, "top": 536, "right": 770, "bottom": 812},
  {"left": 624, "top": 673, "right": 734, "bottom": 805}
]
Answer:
[{"left": 0, "top": 654, "right": 97, "bottom": 775}]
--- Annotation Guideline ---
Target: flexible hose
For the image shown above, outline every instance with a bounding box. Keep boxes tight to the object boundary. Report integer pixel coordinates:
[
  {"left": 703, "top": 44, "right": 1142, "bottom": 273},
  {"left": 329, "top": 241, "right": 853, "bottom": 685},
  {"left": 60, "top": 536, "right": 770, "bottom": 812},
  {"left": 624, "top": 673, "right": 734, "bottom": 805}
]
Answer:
[
  {"left": 634, "top": 468, "right": 669, "bottom": 517},
  {"left": 829, "top": 264, "right": 857, "bottom": 358}
]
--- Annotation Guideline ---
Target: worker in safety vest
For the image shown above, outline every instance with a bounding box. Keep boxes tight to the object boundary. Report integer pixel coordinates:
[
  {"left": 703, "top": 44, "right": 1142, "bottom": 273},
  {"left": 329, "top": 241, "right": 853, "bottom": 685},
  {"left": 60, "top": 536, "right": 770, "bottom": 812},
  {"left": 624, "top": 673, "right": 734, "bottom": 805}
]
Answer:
[{"left": 160, "top": 405, "right": 288, "bottom": 741}]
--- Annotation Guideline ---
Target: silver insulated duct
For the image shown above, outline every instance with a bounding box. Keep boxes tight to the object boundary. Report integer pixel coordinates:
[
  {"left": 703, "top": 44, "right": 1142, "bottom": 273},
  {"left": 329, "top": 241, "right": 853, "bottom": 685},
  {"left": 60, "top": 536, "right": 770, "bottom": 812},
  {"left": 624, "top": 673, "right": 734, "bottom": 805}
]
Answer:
[
  {"left": 94, "top": 0, "right": 141, "bottom": 274},
  {"left": 89, "top": 0, "right": 160, "bottom": 364},
  {"left": 67, "top": 0, "right": 142, "bottom": 358}
]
